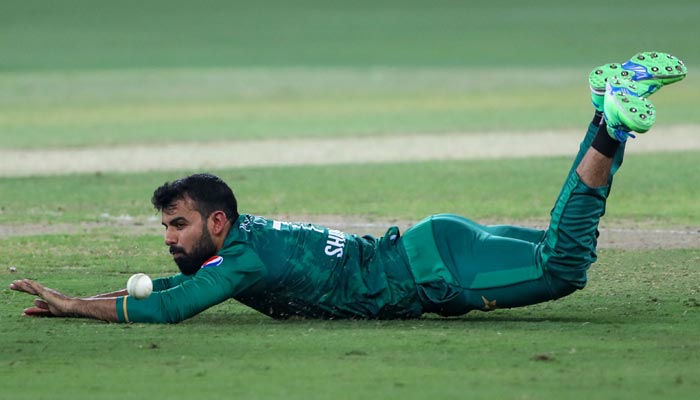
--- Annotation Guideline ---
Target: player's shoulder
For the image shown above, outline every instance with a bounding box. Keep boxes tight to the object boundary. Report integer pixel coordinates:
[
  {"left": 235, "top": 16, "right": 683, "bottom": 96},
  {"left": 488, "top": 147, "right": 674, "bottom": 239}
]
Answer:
[{"left": 236, "top": 214, "right": 272, "bottom": 232}]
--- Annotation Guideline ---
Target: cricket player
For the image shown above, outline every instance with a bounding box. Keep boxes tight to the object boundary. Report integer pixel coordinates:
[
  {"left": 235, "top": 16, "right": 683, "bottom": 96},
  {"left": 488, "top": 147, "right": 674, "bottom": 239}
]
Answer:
[{"left": 10, "top": 51, "right": 687, "bottom": 323}]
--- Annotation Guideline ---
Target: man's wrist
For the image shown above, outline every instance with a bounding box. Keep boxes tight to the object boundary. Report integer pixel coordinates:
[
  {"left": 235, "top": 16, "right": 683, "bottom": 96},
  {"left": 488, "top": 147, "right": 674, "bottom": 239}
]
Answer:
[
  {"left": 69, "top": 297, "right": 119, "bottom": 322},
  {"left": 64, "top": 297, "right": 81, "bottom": 317}
]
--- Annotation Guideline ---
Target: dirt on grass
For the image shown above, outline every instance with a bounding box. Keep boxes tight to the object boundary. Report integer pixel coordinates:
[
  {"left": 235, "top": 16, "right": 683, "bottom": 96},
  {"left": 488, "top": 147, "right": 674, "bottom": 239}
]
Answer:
[
  {"left": 1, "top": 128, "right": 698, "bottom": 248},
  {"left": 2, "top": 125, "right": 700, "bottom": 177},
  {"left": 1, "top": 215, "right": 698, "bottom": 249}
]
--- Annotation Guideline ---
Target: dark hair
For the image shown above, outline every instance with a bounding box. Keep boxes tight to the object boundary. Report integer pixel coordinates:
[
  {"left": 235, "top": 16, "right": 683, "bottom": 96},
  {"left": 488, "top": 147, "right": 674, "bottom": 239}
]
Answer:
[{"left": 151, "top": 173, "right": 239, "bottom": 220}]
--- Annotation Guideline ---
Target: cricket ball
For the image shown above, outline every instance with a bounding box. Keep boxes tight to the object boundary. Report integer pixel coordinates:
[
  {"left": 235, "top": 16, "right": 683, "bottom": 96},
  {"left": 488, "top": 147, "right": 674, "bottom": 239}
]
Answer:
[{"left": 127, "top": 273, "right": 153, "bottom": 300}]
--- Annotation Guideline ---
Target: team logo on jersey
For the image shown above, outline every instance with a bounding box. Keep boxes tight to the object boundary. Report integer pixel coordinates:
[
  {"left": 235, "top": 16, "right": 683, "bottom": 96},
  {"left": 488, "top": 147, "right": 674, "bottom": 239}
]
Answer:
[{"left": 201, "top": 256, "right": 224, "bottom": 269}]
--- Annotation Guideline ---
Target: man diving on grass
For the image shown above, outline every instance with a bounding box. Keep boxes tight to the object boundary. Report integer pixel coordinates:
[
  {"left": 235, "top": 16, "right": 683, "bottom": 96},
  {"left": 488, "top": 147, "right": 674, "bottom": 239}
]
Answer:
[{"left": 10, "top": 52, "right": 687, "bottom": 323}]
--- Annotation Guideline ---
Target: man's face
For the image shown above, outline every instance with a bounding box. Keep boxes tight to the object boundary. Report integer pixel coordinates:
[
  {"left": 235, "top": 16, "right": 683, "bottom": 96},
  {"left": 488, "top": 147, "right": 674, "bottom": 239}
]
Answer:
[{"left": 161, "top": 198, "right": 218, "bottom": 275}]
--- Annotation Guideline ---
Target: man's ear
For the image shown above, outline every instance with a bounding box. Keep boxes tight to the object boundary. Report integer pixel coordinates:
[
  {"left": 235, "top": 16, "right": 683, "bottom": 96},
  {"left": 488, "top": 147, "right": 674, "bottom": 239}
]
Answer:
[{"left": 209, "top": 211, "right": 229, "bottom": 235}]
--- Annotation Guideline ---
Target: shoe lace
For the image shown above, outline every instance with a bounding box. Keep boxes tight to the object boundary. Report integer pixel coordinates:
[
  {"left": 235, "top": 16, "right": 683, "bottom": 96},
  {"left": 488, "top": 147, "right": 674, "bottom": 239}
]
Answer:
[{"left": 611, "top": 129, "right": 637, "bottom": 143}]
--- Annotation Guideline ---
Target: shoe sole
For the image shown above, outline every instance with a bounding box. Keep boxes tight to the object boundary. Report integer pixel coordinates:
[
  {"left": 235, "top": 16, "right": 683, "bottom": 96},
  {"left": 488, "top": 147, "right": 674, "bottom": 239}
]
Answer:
[
  {"left": 590, "top": 51, "right": 687, "bottom": 96},
  {"left": 604, "top": 76, "right": 655, "bottom": 135}
]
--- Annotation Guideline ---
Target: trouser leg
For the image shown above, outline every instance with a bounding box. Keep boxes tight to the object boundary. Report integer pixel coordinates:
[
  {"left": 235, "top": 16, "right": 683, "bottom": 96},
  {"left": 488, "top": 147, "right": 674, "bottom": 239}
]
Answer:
[
  {"left": 406, "top": 113, "right": 625, "bottom": 316},
  {"left": 540, "top": 112, "right": 624, "bottom": 289}
]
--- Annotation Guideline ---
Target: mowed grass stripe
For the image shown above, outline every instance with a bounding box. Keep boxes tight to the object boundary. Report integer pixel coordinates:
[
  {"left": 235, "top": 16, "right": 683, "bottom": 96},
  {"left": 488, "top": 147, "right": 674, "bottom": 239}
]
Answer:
[
  {"left": 2, "top": 0, "right": 698, "bottom": 70},
  {"left": 2, "top": 68, "right": 698, "bottom": 149},
  {"left": 0, "top": 151, "right": 698, "bottom": 226}
]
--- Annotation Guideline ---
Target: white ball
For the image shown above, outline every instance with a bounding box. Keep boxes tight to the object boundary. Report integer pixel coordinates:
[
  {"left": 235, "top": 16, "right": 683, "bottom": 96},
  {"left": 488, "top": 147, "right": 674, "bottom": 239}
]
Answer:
[{"left": 126, "top": 273, "right": 153, "bottom": 300}]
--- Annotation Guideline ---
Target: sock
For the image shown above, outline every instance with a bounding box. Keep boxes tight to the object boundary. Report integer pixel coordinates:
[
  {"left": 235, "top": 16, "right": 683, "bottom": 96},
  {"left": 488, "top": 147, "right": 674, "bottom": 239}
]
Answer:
[{"left": 590, "top": 122, "right": 620, "bottom": 158}]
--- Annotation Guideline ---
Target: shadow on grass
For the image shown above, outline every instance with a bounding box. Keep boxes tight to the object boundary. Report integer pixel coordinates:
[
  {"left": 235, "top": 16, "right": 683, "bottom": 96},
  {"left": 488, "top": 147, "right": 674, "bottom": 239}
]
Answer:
[{"left": 183, "top": 309, "right": 624, "bottom": 327}]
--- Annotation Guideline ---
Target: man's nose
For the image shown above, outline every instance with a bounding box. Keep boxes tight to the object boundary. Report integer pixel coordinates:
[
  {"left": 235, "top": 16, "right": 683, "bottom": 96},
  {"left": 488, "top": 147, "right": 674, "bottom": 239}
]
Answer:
[{"left": 164, "top": 229, "right": 177, "bottom": 246}]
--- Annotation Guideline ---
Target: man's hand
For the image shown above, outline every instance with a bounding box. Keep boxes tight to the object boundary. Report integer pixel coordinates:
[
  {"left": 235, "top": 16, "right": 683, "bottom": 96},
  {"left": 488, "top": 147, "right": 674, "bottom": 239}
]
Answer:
[
  {"left": 23, "top": 299, "right": 55, "bottom": 317},
  {"left": 10, "top": 279, "right": 73, "bottom": 317},
  {"left": 10, "top": 279, "right": 119, "bottom": 322}
]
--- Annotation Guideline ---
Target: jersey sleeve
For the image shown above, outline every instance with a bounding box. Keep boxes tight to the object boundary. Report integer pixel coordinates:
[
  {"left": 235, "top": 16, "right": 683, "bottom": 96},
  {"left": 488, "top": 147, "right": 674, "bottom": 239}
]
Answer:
[
  {"left": 151, "top": 273, "right": 192, "bottom": 291},
  {"left": 116, "top": 251, "right": 265, "bottom": 323}
]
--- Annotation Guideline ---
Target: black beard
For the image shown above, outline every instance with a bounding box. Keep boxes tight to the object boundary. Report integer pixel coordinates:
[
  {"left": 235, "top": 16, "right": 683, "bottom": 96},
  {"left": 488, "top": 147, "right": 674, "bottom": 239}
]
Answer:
[{"left": 170, "top": 225, "right": 218, "bottom": 276}]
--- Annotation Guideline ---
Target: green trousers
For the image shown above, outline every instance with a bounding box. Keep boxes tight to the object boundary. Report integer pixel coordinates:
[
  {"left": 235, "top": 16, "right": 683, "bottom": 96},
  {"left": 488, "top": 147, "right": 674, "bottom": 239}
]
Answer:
[{"left": 401, "top": 116, "right": 625, "bottom": 315}]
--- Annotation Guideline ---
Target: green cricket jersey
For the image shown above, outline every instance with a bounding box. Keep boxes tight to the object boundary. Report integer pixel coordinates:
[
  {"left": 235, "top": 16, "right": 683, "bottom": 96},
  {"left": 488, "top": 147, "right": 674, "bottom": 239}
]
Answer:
[
  {"left": 116, "top": 214, "right": 422, "bottom": 323},
  {"left": 115, "top": 118, "right": 618, "bottom": 323}
]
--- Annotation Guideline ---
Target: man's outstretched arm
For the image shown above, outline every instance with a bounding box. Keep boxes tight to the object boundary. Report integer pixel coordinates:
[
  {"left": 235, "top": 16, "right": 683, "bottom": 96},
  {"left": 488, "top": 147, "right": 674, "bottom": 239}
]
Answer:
[
  {"left": 10, "top": 279, "right": 118, "bottom": 322},
  {"left": 81, "top": 273, "right": 192, "bottom": 299},
  {"left": 11, "top": 256, "right": 265, "bottom": 323}
]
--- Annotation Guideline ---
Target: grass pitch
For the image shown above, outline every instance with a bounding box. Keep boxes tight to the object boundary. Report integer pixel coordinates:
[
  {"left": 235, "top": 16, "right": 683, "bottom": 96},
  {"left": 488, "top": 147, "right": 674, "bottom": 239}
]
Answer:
[
  {"left": 1, "top": 1, "right": 699, "bottom": 399},
  {"left": 2, "top": 0, "right": 698, "bottom": 71},
  {"left": 1, "top": 68, "right": 698, "bottom": 149},
  {"left": 2, "top": 0, "right": 699, "bottom": 149},
  {"left": 2, "top": 234, "right": 699, "bottom": 400},
  {"left": 1, "top": 158, "right": 699, "bottom": 400}
]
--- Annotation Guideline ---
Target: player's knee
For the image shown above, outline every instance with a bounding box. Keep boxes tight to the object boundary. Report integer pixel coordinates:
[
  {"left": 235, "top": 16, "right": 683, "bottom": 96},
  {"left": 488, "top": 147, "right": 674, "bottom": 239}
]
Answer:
[
  {"left": 541, "top": 254, "right": 591, "bottom": 297},
  {"left": 547, "top": 276, "right": 582, "bottom": 300}
]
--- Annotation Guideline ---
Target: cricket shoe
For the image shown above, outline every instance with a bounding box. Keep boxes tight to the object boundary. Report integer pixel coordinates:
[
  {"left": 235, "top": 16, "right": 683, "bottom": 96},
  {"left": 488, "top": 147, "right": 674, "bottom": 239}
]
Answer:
[
  {"left": 603, "top": 75, "right": 655, "bottom": 142},
  {"left": 589, "top": 51, "right": 687, "bottom": 112}
]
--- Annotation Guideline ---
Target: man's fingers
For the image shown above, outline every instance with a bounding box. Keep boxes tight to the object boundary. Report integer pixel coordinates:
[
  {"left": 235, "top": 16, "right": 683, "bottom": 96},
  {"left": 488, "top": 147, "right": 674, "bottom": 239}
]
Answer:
[
  {"left": 34, "top": 299, "right": 50, "bottom": 310},
  {"left": 11, "top": 280, "right": 71, "bottom": 317},
  {"left": 9, "top": 279, "right": 23, "bottom": 291},
  {"left": 10, "top": 279, "right": 49, "bottom": 297},
  {"left": 24, "top": 279, "right": 45, "bottom": 294},
  {"left": 23, "top": 306, "right": 55, "bottom": 317},
  {"left": 9, "top": 279, "right": 40, "bottom": 295}
]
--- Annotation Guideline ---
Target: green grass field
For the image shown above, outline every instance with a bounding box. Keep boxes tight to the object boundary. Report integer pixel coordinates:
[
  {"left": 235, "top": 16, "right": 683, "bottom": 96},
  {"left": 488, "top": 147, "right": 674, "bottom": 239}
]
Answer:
[
  {"left": 2, "top": 67, "right": 699, "bottom": 149},
  {"left": 0, "top": 152, "right": 699, "bottom": 225},
  {"left": 2, "top": 236, "right": 699, "bottom": 399},
  {"left": 1, "top": 1, "right": 699, "bottom": 399}
]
